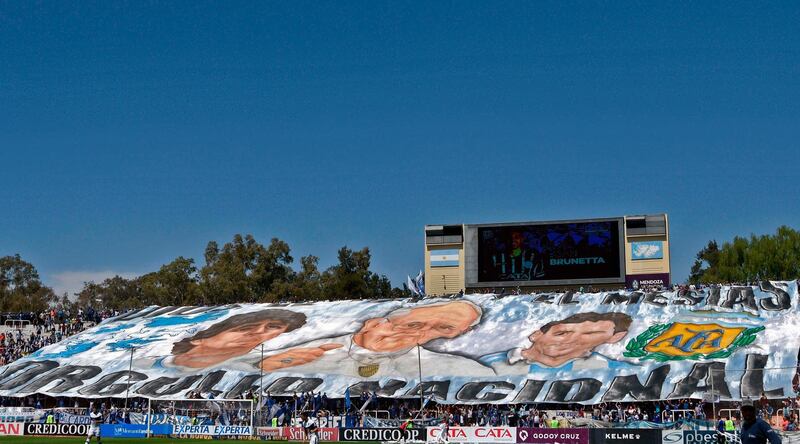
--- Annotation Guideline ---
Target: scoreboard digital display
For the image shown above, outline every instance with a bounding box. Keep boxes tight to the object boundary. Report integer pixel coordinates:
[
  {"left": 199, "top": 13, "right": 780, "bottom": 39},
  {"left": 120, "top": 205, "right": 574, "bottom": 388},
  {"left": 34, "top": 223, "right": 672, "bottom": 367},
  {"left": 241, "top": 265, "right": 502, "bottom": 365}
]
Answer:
[{"left": 475, "top": 219, "right": 623, "bottom": 284}]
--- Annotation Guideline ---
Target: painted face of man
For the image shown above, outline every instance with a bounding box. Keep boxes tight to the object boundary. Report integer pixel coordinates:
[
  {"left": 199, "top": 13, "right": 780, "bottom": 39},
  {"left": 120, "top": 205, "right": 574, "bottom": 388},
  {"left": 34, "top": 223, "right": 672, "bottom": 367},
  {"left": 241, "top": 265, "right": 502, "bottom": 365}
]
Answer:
[
  {"left": 355, "top": 302, "right": 479, "bottom": 352},
  {"left": 192, "top": 320, "right": 288, "bottom": 353},
  {"left": 526, "top": 320, "right": 627, "bottom": 364}
]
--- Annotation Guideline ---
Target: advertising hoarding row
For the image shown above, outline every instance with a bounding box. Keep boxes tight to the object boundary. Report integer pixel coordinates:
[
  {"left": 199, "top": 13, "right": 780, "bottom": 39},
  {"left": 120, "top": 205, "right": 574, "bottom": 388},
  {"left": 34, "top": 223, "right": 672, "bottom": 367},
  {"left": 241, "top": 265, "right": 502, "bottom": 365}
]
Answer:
[
  {"left": 253, "top": 427, "right": 717, "bottom": 444},
  {"left": 13, "top": 423, "right": 782, "bottom": 443}
]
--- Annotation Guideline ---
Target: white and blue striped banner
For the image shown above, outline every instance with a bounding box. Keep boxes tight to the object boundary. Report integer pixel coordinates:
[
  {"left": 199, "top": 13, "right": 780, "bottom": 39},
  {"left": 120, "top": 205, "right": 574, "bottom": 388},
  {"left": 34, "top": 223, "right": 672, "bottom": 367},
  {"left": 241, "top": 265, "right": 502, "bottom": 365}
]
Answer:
[
  {"left": 430, "top": 249, "right": 459, "bottom": 267},
  {"left": 2, "top": 282, "right": 798, "bottom": 404}
]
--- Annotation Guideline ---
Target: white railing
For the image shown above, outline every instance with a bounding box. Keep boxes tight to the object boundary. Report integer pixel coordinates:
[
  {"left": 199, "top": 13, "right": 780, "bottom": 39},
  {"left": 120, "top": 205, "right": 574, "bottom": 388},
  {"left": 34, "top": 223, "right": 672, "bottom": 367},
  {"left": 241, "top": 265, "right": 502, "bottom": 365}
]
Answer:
[{"left": 661, "top": 408, "right": 697, "bottom": 422}]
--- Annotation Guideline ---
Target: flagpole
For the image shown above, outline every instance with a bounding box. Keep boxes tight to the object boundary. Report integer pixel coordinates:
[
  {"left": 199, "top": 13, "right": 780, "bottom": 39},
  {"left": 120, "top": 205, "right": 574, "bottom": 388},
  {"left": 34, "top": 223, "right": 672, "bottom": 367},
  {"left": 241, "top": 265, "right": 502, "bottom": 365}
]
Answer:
[
  {"left": 124, "top": 345, "right": 135, "bottom": 411},
  {"left": 260, "top": 343, "right": 265, "bottom": 426},
  {"left": 417, "top": 344, "right": 424, "bottom": 414}
]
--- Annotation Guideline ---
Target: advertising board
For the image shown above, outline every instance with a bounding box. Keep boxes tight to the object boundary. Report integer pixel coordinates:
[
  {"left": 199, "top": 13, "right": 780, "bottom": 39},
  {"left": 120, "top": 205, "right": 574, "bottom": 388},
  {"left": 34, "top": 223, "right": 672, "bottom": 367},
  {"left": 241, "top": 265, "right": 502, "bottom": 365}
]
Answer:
[
  {"left": 590, "top": 428, "right": 662, "bottom": 444},
  {"left": 173, "top": 424, "right": 252, "bottom": 435},
  {"left": 661, "top": 429, "right": 720, "bottom": 444},
  {"left": 427, "top": 426, "right": 516, "bottom": 443},
  {"left": 283, "top": 426, "right": 340, "bottom": 441},
  {"left": 100, "top": 423, "right": 174, "bottom": 437},
  {"left": 256, "top": 426, "right": 340, "bottom": 441},
  {"left": 341, "top": 428, "right": 426, "bottom": 442},
  {"left": 516, "top": 427, "right": 589, "bottom": 444},
  {"left": 0, "top": 422, "right": 23, "bottom": 436},
  {"left": 626, "top": 272, "right": 670, "bottom": 289},
  {"left": 256, "top": 427, "right": 286, "bottom": 440},
  {"left": 56, "top": 412, "right": 91, "bottom": 424},
  {"left": 24, "top": 423, "right": 90, "bottom": 436}
]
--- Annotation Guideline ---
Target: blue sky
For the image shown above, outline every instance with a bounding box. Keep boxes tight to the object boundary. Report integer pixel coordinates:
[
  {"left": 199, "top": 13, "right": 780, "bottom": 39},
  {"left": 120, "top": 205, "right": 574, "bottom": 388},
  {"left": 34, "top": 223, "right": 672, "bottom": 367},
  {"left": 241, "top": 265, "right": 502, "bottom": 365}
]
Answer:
[{"left": 1, "top": 1, "right": 799, "bottom": 295}]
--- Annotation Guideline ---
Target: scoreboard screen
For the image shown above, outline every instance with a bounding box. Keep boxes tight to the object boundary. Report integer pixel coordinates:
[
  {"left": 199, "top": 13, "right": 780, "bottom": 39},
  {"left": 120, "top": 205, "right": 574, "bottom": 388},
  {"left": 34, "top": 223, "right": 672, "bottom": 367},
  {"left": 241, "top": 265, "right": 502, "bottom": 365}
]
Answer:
[{"left": 476, "top": 219, "right": 623, "bottom": 284}]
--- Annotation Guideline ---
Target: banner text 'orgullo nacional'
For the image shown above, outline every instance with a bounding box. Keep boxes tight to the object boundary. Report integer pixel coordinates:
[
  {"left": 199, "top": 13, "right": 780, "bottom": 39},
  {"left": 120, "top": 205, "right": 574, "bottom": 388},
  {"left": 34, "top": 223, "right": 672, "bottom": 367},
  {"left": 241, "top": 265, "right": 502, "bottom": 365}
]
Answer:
[{"left": 1, "top": 282, "right": 798, "bottom": 404}]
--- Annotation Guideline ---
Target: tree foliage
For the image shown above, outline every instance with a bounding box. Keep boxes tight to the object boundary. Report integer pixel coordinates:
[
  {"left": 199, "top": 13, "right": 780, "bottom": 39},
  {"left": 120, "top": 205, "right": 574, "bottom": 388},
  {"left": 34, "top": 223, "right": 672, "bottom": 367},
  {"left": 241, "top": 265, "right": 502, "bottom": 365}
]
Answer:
[
  {"left": 1, "top": 234, "right": 411, "bottom": 311},
  {"left": 0, "top": 254, "right": 56, "bottom": 312},
  {"left": 689, "top": 225, "right": 800, "bottom": 284}
]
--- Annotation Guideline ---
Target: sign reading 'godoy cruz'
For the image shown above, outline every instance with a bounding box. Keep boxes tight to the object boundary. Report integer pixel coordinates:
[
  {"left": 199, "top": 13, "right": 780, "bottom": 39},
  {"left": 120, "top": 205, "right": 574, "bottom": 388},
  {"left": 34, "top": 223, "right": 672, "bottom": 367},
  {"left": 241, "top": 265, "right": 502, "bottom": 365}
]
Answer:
[
  {"left": 517, "top": 427, "right": 589, "bottom": 444},
  {"left": 0, "top": 282, "right": 798, "bottom": 404}
]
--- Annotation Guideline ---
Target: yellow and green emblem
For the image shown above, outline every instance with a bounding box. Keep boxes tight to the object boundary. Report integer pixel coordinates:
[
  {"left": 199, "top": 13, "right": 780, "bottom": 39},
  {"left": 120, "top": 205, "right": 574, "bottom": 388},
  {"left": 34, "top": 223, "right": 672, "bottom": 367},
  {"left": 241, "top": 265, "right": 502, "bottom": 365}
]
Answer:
[{"left": 624, "top": 322, "right": 764, "bottom": 362}]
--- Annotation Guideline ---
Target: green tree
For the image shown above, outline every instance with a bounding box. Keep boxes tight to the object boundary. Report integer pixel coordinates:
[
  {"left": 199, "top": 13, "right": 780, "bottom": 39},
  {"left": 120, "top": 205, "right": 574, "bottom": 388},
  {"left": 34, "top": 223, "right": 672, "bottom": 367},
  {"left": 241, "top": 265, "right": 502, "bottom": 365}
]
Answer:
[
  {"left": 76, "top": 275, "right": 143, "bottom": 310},
  {"left": 140, "top": 257, "right": 199, "bottom": 306},
  {"left": 321, "top": 246, "right": 401, "bottom": 300},
  {"left": 69, "top": 234, "right": 412, "bottom": 307},
  {"left": 689, "top": 226, "right": 800, "bottom": 284},
  {"left": 198, "top": 234, "right": 294, "bottom": 304},
  {"left": 267, "top": 255, "right": 324, "bottom": 302},
  {"left": 0, "top": 254, "right": 56, "bottom": 312},
  {"left": 689, "top": 240, "right": 720, "bottom": 283}
]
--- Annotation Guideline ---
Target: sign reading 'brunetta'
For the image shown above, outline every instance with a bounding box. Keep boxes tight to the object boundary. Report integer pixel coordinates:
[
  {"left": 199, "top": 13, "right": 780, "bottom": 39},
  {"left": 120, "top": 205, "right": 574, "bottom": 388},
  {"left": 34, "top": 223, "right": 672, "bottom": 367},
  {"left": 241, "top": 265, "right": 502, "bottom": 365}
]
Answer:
[{"left": 0, "top": 282, "right": 797, "bottom": 404}]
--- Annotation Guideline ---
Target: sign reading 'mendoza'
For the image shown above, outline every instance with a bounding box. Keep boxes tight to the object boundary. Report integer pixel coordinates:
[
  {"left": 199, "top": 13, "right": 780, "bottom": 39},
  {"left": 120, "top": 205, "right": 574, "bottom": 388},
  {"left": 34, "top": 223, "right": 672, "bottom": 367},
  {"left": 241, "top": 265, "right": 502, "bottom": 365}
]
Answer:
[{"left": 0, "top": 282, "right": 798, "bottom": 404}]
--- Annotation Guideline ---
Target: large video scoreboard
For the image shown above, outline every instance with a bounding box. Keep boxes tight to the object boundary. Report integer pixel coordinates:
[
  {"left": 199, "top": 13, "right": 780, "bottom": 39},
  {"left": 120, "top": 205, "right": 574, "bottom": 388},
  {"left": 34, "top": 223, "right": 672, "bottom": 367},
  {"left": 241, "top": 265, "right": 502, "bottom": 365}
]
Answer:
[
  {"left": 424, "top": 214, "right": 669, "bottom": 295},
  {"left": 463, "top": 217, "right": 626, "bottom": 288}
]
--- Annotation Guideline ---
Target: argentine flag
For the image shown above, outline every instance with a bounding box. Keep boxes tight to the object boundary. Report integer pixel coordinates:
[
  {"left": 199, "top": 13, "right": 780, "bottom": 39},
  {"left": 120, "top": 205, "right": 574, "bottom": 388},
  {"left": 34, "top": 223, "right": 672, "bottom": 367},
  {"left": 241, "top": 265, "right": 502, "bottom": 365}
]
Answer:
[{"left": 430, "top": 249, "right": 459, "bottom": 267}]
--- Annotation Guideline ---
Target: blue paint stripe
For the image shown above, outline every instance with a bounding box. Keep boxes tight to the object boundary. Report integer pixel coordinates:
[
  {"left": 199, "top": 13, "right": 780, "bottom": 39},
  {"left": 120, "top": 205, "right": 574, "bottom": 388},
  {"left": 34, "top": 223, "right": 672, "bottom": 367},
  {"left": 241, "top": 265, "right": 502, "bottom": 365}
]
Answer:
[
  {"left": 431, "top": 249, "right": 459, "bottom": 256},
  {"left": 431, "top": 260, "right": 459, "bottom": 267}
]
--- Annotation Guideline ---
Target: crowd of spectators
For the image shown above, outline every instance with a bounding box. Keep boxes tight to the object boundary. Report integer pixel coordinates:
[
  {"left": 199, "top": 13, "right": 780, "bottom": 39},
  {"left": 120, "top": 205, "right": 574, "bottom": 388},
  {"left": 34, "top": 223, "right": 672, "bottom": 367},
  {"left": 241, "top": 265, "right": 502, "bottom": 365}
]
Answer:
[
  {"left": 464, "top": 281, "right": 773, "bottom": 297},
  {"left": 1, "top": 389, "right": 799, "bottom": 432},
  {"left": 0, "top": 308, "right": 115, "bottom": 366},
  {"left": 246, "top": 390, "right": 800, "bottom": 431}
]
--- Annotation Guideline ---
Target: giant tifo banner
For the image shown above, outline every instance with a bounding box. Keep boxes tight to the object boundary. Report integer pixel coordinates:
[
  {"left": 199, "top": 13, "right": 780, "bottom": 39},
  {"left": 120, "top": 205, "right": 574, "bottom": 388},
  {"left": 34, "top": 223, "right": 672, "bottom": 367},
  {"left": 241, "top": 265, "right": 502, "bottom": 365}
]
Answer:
[{"left": 0, "top": 282, "right": 799, "bottom": 404}]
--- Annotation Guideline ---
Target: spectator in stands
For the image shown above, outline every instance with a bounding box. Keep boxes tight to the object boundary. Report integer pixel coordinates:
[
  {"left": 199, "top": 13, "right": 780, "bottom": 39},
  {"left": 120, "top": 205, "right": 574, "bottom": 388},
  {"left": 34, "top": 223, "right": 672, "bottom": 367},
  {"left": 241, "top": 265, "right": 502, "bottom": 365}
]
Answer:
[
  {"left": 785, "top": 414, "right": 797, "bottom": 431},
  {"left": 0, "top": 308, "right": 95, "bottom": 366},
  {"left": 740, "top": 404, "right": 782, "bottom": 444}
]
